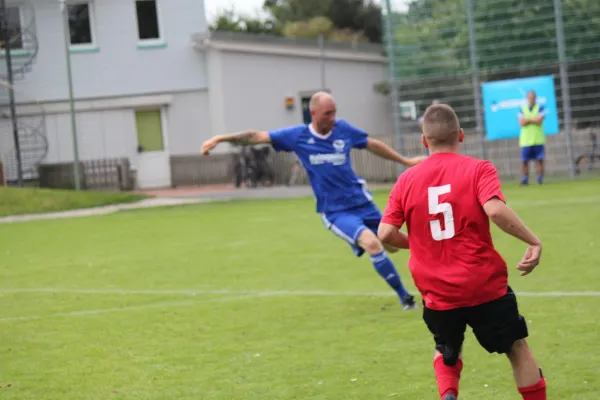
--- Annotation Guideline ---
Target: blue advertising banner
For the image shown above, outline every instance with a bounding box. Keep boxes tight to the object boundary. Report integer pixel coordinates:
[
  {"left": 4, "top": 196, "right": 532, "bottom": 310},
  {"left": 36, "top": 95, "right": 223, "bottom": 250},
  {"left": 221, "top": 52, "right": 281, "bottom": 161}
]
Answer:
[{"left": 481, "top": 75, "right": 559, "bottom": 141}]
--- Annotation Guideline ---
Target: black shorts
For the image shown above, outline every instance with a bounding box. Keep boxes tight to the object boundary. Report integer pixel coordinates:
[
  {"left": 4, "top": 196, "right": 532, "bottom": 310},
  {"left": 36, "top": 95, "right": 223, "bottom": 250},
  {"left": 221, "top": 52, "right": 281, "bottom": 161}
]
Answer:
[{"left": 423, "top": 287, "right": 529, "bottom": 366}]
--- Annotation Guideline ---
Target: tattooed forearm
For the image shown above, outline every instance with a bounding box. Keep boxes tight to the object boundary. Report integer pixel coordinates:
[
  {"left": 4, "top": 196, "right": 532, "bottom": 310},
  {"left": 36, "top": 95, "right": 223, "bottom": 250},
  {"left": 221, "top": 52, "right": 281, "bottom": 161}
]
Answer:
[
  {"left": 221, "top": 131, "right": 262, "bottom": 146},
  {"left": 202, "top": 130, "right": 269, "bottom": 156}
]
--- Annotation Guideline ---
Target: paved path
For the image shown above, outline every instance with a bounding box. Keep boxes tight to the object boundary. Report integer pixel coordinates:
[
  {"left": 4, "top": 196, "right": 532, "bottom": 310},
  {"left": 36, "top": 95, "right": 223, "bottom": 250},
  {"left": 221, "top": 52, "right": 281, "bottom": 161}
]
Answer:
[
  {"left": 0, "top": 184, "right": 393, "bottom": 224},
  {"left": 0, "top": 197, "right": 207, "bottom": 224}
]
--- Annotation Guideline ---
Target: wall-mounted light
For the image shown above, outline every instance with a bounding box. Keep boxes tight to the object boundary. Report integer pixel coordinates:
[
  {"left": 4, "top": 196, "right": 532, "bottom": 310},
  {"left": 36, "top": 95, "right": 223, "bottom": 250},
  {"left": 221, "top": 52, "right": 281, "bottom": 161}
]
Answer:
[{"left": 284, "top": 96, "right": 295, "bottom": 110}]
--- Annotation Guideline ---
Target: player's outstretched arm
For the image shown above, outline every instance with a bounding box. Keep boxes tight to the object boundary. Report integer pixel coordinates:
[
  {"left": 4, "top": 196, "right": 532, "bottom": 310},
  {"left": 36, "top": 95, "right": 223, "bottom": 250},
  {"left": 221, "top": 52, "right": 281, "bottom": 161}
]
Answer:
[
  {"left": 366, "top": 138, "right": 426, "bottom": 167},
  {"left": 377, "top": 223, "right": 410, "bottom": 250},
  {"left": 201, "top": 130, "right": 271, "bottom": 155},
  {"left": 483, "top": 198, "right": 542, "bottom": 276}
]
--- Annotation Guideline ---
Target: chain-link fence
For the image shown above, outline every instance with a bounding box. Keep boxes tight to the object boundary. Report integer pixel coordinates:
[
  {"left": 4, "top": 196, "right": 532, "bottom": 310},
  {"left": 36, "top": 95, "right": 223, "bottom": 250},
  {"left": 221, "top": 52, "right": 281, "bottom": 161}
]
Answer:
[{"left": 382, "top": 0, "right": 600, "bottom": 180}]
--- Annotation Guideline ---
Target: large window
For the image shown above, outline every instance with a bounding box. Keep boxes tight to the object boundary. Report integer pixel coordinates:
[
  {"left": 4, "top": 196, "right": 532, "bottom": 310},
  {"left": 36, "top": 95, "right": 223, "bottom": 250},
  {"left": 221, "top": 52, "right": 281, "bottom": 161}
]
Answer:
[
  {"left": 0, "top": 6, "right": 23, "bottom": 50},
  {"left": 135, "top": 0, "right": 161, "bottom": 42},
  {"left": 67, "top": 2, "right": 95, "bottom": 47}
]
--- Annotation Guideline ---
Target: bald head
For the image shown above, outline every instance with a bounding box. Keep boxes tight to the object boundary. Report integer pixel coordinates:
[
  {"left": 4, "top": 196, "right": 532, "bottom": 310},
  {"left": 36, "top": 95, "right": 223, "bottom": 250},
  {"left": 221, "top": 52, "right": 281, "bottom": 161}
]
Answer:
[
  {"left": 527, "top": 90, "right": 536, "bottom": 107},
  {"left": 421, "top": 104, "right": 462, "bottom": 148},
  {"left": 309, "top": 91, "right": 334, "bottom": 111},
  {"left": 309, "top": 91, "right": 337, "bottom": 134}
]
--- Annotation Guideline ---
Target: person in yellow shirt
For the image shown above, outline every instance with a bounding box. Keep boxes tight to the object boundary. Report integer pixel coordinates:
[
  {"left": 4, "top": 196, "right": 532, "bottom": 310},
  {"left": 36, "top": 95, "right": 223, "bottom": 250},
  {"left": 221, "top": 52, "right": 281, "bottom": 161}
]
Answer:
[{"left": 518, "top": 91, "right": 546, "bottom": 185}]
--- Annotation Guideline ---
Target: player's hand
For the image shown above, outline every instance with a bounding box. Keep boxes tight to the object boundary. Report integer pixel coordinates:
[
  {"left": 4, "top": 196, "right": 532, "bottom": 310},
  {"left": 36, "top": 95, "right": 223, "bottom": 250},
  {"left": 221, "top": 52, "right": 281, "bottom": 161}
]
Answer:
[
  {"left": 517, "top": 244, "right": 542, "bottom": 276},
  {"left": 201, "top": 136, "right": 221, "bottom": 155},
  {"left": 405, "top": 155, "right": 427, "bottom": 167}
]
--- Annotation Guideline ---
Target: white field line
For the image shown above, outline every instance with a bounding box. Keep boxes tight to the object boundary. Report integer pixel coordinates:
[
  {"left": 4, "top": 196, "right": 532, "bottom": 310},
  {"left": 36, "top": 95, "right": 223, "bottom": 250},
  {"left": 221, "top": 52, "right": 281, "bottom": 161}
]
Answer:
[
  {"left": 0, "top": 293, "right": 267, "bottom": 323},
  {"left": 1, "top": 288, "right": 600, "bottom": 297},
  {"left": 2, "top": 289, "right": 598, "bottom": 323}
]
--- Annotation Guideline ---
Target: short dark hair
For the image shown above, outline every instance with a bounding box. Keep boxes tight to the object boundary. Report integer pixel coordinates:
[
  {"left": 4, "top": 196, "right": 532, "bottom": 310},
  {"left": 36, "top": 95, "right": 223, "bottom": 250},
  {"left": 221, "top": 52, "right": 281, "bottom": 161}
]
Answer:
[{"left": 421, "top": 104, "right": 461, "bottom": 146}]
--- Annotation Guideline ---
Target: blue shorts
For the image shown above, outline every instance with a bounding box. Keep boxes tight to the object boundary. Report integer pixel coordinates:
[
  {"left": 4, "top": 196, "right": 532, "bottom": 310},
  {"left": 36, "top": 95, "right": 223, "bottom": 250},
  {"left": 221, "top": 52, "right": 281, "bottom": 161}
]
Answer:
[
  {"left": 521, "top": 145, "right": 545, "bottom": 162},
  {"left": 321, "top": 202, "right": 382, "bottom": 257}
]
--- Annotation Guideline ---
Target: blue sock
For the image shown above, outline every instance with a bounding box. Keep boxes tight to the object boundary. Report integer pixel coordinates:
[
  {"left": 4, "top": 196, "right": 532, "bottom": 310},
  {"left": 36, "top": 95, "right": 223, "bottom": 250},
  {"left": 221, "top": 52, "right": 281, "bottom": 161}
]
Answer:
[
  {"left": 370, "top": 251, "right": 410, "bottom": 301},
  {"left": 537, "top": 174, "right": 543, "bottom": 184},
  {"left": 521, "top": 175, "right": 529, "bottom": 185}
]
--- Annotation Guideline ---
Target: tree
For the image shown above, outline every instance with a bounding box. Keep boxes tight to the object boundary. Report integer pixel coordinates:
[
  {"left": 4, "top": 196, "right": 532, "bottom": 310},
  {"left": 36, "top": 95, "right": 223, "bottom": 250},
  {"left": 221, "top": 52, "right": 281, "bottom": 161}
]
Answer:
[
  {"left": 263, "top": 0, "right": 382, "bottom": 43},
  {"left": 211, "top": 0, "right": 384, "bottom": 43},
  {"left": 210, "top": 7, "right": 281, "bottom": 35},
  {"left": 281, "top": 16, "right": 333, "bottom": 39},
  {"left": 378, "top": 0, "right": 600, "bottom": 129},
  {"left": 326, "top": 0, "right": 382, "bottom": 43},
  {"left": 391, "top": 0, "right": 469, "bottom": 78},
  {"left": 279, "top": 16, "right": 367, "bottom": 42},
  {"left": 389, "top": 0, "right": 600, "bottom": 78},
  {"left": 263, "top": 0, "right": 330, "bottom": 23},
  {"left": 210, "top": 9, "right": 243, "bottom": 32}
]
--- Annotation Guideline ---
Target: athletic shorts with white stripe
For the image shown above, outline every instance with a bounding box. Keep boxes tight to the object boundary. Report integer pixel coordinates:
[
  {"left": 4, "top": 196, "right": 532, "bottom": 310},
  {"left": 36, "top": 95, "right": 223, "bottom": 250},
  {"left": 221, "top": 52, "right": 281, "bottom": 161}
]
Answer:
[{"left": 321, "top": 201, "right": 383, "bottom": 257}]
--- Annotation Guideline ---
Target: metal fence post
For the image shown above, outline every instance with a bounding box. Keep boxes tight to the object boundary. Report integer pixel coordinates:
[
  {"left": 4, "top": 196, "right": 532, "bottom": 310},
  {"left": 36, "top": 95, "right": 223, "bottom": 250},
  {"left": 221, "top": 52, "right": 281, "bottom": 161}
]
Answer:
[
  {"left": 318, "top": 33, "right": 326, "bottom": 90},
  {"left": 383, "top": 0, "right": 404, "bottom": 176},
  {"left": 0, "top": 0, "right": 23, "bottom": 186},
  {"left": 59, "top": 0, "right": 81, "bottom": 190},
  {"left": 553, "top": 0, "right": 575, "bottom": 178},
  {"left": 466, "top": 0, "right": 487, "bottom": 160}
]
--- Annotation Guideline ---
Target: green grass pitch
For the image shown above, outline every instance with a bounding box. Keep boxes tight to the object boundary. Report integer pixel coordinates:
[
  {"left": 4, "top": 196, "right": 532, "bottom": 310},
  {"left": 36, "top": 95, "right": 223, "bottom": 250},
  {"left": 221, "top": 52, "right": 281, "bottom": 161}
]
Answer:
[{"left": 1, "top": 179, "right": 599, "bottom": 399}]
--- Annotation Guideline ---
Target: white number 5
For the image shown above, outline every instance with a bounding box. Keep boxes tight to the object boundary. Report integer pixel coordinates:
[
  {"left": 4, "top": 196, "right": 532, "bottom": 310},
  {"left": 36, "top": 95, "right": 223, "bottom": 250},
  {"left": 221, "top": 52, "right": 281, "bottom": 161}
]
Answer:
[{"left": 428, "top": 185, "right": 455, "bottom": 241}]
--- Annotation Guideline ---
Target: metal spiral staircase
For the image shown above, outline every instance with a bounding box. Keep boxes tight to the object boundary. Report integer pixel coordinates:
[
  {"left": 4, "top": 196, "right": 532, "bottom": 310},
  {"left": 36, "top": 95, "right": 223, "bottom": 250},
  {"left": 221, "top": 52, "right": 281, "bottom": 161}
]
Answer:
[{"left": 0, "top": 1, "right": 47, "bottom": 184}]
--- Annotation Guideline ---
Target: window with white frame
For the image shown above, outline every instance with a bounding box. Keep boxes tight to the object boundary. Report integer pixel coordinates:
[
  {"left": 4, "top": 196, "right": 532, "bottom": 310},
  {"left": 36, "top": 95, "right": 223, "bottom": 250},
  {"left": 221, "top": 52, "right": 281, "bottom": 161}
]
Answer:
[
  {"left": 0, "top": 6, "right": 23, "bottom": 50},
  {"left": 67, "top": 2, "right": 94, "bottom": 47},
  {"left": 135, "top": 0, "right": 161, "bottom": 41}
]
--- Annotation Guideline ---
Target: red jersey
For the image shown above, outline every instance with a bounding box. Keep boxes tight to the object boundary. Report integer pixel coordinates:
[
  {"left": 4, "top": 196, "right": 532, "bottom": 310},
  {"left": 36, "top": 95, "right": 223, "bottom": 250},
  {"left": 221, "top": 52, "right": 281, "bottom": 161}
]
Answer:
[{"left": 382, "top": 152, "right": 508, "bottom": 311}]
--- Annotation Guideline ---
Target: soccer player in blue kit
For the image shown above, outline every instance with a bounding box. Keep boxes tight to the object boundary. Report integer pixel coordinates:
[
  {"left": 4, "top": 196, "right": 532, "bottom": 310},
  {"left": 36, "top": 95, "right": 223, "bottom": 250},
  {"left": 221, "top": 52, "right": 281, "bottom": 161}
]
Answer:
[{"left": 201, "top": 92, "right": 424, "bottom": 309}]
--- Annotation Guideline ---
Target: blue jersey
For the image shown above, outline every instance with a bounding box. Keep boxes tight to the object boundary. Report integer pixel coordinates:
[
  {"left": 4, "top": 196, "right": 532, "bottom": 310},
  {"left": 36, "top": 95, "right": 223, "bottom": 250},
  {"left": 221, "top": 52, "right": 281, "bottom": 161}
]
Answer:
[{"left": 269, "top": 119, "right": 373, "bottom": 214}]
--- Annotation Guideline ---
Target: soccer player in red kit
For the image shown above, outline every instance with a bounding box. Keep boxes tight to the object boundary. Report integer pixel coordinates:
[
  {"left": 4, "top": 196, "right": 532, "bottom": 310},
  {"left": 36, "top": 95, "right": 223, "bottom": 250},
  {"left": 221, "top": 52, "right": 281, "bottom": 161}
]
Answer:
[{"left": 378, "top": 104, "right": 547, "bottom": 400}]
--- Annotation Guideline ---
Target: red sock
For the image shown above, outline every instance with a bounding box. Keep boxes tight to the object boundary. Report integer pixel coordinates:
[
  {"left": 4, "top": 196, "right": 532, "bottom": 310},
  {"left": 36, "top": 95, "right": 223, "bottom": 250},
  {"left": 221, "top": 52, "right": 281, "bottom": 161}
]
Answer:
[
  {"left": 434, "top": 355, "right": 463, "bottom": 399},
  {"left": 518, "top": 377, "right": 547, "bottom": 400}
]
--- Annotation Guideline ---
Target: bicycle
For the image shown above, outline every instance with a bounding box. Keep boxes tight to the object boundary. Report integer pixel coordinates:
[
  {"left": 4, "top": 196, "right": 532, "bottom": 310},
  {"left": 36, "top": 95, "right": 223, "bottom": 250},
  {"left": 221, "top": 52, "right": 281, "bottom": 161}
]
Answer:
[
  {"left": 232, "top": 145, "right": 275, "bottom": 188},
  {"left": 286, "top": 157, "right": 303, "bottom": 186},
  {"left": 574, "top": 128, "right": 599, "bottom": 176}
]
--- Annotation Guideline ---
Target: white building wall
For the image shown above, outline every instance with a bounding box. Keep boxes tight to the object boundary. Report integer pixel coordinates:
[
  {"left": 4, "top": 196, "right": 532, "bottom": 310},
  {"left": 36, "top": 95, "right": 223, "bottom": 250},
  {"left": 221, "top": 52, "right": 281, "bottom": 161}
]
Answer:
[
  {"left": 43, "top": 109, "right": 137, "bottom": 164},
  {"left": 216, "top": 50, "right": 393, "bottom": 138},
  {"left": 37, "top": 90, "right": 211, "bottom": 164},
  {"left": 164, "top": 90, "right": 212, "bottom": 156},
  {"left": 1, "top": 18, "right": 395, "bottom": 187},
  {"left": 13, "top": 0, "right": 209, "bottom": 103}
]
